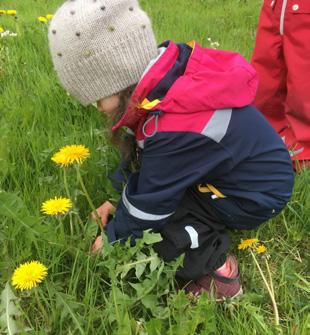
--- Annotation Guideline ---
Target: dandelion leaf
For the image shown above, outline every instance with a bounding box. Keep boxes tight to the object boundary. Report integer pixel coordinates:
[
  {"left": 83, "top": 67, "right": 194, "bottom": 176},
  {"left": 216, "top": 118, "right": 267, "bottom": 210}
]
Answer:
[
  {"left": 0, "top": 191, "right": 30, "bottom": 218},
  {"left": 117, "top": 311, "right": 132, "bottom": 335},
  {"left": 84, "top": 217, "right": 99, "bottom": 242},
  {"left": 0, "top": 191, "right": 40, "bottom": 235},
  {"left": 141, "top": 294, "right": 158, "bottom": 310},
  {"left": 141, "top": 230, "right": 162, "bottom": 245},
  {"left": 55, "top": 292, "right": 85, "bottom": 335},
  {"left": 117, "top": 263, "right": 131, "bottom": 279},
  {"left": 149, "top": 251, "right": 161, "bottom": 272},
  {"left": 0, "top": 282, "right": 23, "bottom": 335},
  {"left": 146, "top": 319, "right": 162, "bottom": 335},
  {"left": 135, "top": 252, "right": 147, "bottom": 279}
]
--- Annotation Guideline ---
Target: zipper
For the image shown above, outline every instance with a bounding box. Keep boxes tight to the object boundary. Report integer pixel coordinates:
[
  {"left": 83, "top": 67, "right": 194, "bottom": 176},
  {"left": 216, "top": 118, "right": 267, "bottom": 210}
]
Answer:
[{"left": 280, "top": 0, "right": 288, "bottom": 35}]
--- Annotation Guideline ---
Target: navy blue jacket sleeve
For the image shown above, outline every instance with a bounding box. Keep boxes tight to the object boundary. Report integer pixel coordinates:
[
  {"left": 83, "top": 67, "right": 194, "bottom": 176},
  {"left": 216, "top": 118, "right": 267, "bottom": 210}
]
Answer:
[
  {"left": 106, "top": 132, "right": 234, "bottom": 243},
  {"left": 108, "top": 159, "right": 132, "bottom": 194}
]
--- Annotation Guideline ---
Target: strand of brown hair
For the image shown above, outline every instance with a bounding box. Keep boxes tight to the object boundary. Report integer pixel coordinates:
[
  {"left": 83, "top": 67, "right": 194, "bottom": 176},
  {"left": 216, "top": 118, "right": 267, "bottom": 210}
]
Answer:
[{"left": 108, "top": 85, "right": 140, "bottom": 170}]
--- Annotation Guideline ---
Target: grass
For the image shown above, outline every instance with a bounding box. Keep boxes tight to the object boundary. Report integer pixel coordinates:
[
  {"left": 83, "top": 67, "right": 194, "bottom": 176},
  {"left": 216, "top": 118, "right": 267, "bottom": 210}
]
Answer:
[{"left": 0, "top": 0, "right": 309, "bottom": 334}]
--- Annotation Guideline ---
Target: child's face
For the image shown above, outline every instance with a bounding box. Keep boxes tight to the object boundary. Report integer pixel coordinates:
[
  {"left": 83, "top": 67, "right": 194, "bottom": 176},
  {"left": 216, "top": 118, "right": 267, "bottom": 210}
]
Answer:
[{"left": 97, "top": 94, "right": 121, "bottom": 117}]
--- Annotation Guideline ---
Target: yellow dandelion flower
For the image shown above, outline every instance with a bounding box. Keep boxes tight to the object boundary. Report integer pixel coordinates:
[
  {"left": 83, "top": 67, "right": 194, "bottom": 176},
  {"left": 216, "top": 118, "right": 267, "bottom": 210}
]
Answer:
[
  {"left": 6, "top": 10, "right": 17, "bottom": 15},
  {"left": 46, "top": 14, "right": 54, "bottom": 21},
  {"left": 0, "top": 10, "right": 6, "bottom": 15},
  {"left": 38, "top": 16, "right": 48, "bottom": 23},
  {"left": 41, "top": 197, "right": 72, "bottom": 215},
  {"left": 0, "top": 27, "right": 4, "bottom": 33},
  {"left": 12, "top": 261, "right": 48, "bottom": 291},
  {"left": 256, "top": 244, "right": 267, "bottom": 254},
  {"left": 51, "top": 145, "right": 90, "bottom": 167},
  {"left": 238, "top": 238, "right": 259, "bottom": 250}
]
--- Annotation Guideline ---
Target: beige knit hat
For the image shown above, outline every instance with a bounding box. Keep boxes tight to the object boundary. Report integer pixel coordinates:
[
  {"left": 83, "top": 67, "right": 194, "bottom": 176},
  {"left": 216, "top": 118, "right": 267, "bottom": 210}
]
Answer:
[{"left": 48, "top": 0, "right": 158, "bottom": 106}]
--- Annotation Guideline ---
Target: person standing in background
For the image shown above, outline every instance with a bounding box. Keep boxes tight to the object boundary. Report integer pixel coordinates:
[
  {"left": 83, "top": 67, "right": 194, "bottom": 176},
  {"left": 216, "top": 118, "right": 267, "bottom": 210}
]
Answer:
[{"left": 252, "top": 0, "right": 310, "bottom": 168}]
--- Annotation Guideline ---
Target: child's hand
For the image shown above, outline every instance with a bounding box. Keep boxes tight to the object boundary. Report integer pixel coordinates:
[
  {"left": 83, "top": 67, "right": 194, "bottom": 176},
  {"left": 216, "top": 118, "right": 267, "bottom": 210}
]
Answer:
[
  {"left": 91, "top": 235, "right": 103, "bottom": 253},
  {"left": 92, "top": 201, "right": 116, "bottom": 229},
  {"left": 91, "top": 201, "right": 115, "bottom": 253}
]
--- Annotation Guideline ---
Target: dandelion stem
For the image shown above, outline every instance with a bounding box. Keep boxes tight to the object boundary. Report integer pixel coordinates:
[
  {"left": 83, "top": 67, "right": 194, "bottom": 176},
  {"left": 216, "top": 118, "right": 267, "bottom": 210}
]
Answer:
[
  {"left": 265, "top": 258, "right": 275, "bottom": 297},
  {"left": 69, "top": 215, "right": 74, "bottom": 235},
  {"left": 250, "top": 250, "right": 279, "bottom": 327},
  {"left": 63, "top": 168, "right": 84, "bottom": 232},
  {"left": 75, "top": 166, "right": 102, "bottom": 232},
  {"left": 63, "top": 169, "right": 74, "bottom": 235},
  {"left": 63, "top": 168, "right": 70, "bottom": 199},
  {"left": 57, "top": 216, "right": 65, "bottom": 237},
  {"left": 34, "top": 288, "right": 49, "bottom": 326}
]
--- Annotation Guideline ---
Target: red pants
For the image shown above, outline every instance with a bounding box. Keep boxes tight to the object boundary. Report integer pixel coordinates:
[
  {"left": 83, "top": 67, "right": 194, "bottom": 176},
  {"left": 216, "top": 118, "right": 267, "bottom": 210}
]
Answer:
[{"left": 252, "top": 0, "right": 310, "bottom": 161}]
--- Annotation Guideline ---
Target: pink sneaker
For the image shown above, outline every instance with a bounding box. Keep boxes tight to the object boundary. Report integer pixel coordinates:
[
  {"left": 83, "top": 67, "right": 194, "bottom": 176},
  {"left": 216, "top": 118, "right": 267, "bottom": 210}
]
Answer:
[{"left": 185, "top": 255, "right": 243, "bottom": 301}]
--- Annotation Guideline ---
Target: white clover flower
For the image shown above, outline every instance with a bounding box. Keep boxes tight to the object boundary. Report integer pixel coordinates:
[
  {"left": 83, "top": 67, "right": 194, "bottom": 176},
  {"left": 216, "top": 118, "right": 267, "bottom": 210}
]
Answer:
[
  {"left": 0, "top": 30, "right": 18, "bottom": 38},
  {"left": 211, "top": 41, "right": 220, "bottom": 49},
  {"left": 206, "top": 35, "right": 220, "bottom": 49}
]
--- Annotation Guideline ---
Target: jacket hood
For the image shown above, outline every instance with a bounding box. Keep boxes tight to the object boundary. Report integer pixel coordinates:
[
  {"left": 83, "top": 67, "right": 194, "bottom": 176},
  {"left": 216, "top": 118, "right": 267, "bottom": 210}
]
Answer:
[{"left": 113, "top": 40, "right": 258, "bottom": 132}]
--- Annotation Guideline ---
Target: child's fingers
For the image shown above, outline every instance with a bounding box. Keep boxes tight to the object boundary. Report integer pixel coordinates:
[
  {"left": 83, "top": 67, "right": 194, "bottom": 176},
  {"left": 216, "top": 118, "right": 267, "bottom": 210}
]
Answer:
[
  {"left": 91, "top": 201, "right": 116, "bottom": 227},
  {"left": 91, "top": 235, "right": 103, "bottom": 253},
  {"left": 106, "top": 201, "right": 116, "bottom": 212}
]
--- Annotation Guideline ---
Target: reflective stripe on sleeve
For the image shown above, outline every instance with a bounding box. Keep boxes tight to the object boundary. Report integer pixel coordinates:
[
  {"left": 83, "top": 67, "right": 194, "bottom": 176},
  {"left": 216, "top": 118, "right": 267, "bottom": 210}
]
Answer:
[{"left": 122, "top": 188, "right": 174, "bottom": 221}]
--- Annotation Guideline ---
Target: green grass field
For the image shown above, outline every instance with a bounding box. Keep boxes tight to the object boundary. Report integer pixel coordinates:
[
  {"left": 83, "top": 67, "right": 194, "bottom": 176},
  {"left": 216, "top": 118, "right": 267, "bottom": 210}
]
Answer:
[{"left": 0, "top": 0, "right": 309, "bottom": 334}]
